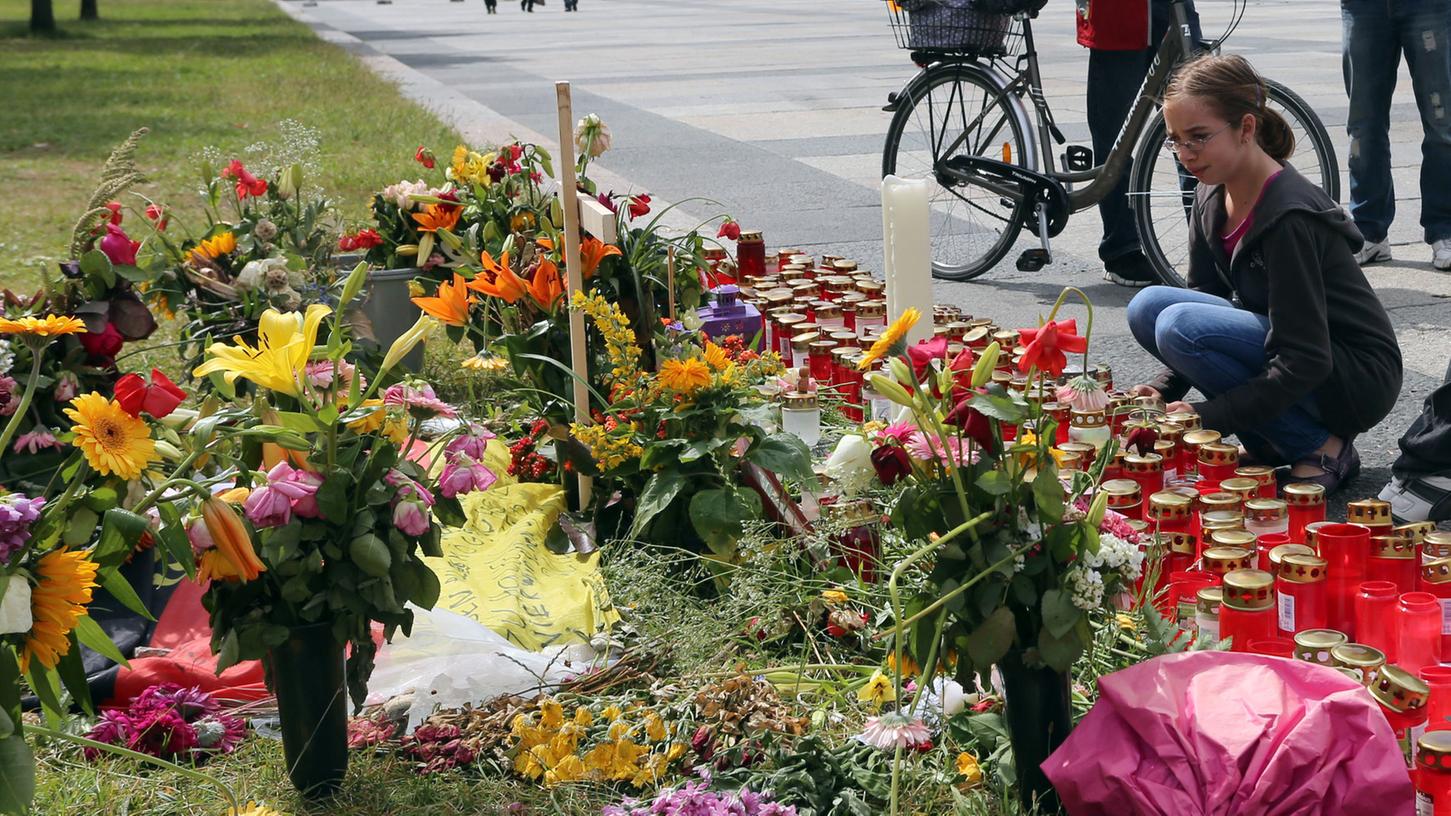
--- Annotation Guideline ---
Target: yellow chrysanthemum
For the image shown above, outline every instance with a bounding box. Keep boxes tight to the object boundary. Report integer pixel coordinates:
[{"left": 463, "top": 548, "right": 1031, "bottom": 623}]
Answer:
[
  {"left": 956, "top": 752, "right": 984, "bottom": 788},
  {"left": 658, "top": 358, "right": 711, "bottom": 394},
  {"left": 539, "top": 698, "right": 565, "bottom": 729},
  {"left": 193, "top": 304, "right": 330, "bottom": 396},
  {"left": 601, "top": 704, "right": 622, "bottom": 722},
  {"left": 857, "top": 669, "right": 897, "bottom": 709},
  {"left": 820, "top": 588, "right": 849, "bottom": 606},
  {"left": 0, "top": 315, "right": 87, "bottom": 337},
  {"left": 644, "top": 711, "right": 667, "bottom": 742},
  {"left": 63, "top": 392, "right": 156, "bottom": 480},
  {"left": 191, "top": 232, "right": 237, "bottom": 263},
  {"left": 573, "top": 707, "right": 593, "bottom": 727},
  {"left": 227, "top": 804, "right": 287, "bottom": 816},
  {"left": 703, "top": 342, "right": 730, "bottom": 371},
  {"left": 544, "top": 752, "right": 585, "bottom": 787},
  {"left": 21, "top": 548, "right": 99, "bottom": 673},
  {"left": 858, "top": 306, "right": 921, "bottom": 370}
]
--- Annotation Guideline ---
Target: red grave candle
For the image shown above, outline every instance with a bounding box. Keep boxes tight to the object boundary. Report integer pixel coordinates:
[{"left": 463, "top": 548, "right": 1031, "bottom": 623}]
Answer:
[
  {"left": 1414, "top": 730, "right": 1451, "bottom": 813},
  {"left": 1421, "top": 558, "right": 1451, "bottom": 665},
  {"left": 1196, "top": 442, "right": 1239, "bottom": 489},
  {"left": 1275, "top": 552, "right": 1329, "bottom": 636},
  {"left": 1401, "top": 592, "right": 1445, "bottom": 679},
  {"left": 1371, "top": 664, "right": 1431, "bottom": 768},
  {"left": 1123, "top": 454, "right": 1165, "bottom": 517},
  {"left": 1282, "top": 482, "right": 1326, "bottom": 545},
  {"left": 1423, "top": 666, "right": 1451, "bottom": 734},
  {"left": 1371, "top": 532, "right": 1420, "bottom": 595},
  {"left": 736, "top": 230, "right": 766, "bottom": 281},
  {"left": 826, "top": 499, "right": 880, "bottom": 583},
  {"left": 1219, "top": 569, "right": 1277, "bottom": 653},
  {"left": 1357, "top": 580, "right": 1400, "bottom": 664},
  {"left": 1317, "top": 522, "right": 1373, "bottom": 638}
]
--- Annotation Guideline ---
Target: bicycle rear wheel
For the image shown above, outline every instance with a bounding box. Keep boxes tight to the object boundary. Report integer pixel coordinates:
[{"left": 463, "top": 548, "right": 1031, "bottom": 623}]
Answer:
[
  {"left": 882, "top": 63, "right": 1030, "bottom": 281},
  {"left": 1130, "top": 78, "right": 1341, "bottom": 288}
]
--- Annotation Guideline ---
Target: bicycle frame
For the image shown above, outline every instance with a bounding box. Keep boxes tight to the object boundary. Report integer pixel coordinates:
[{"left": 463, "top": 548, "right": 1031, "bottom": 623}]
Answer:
[{"left": 932, "top": 0, "right": 1201, "bottom": 212}]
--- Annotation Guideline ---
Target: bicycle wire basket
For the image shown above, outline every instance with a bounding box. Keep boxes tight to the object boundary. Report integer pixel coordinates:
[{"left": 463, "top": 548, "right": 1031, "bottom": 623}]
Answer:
[{"left": 885, "top": 0, "right": 1024, "bottom": 58}]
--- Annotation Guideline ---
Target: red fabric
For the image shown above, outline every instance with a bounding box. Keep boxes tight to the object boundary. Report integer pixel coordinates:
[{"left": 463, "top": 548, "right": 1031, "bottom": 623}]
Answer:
[
  {"left": 108, "top": 580, "right": 268, "bottom": 706},
  {"left": 1076, "top": 0, "right": 1151, "bottom": 50}
]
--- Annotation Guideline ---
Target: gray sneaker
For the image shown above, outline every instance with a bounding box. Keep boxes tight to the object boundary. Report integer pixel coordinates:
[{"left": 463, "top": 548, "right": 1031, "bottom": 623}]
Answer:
[
  {"left": 1433, "top": 238, "right": 1451, "bottom": 270},
  {"left": 1354, "top": 239, "right": 1392, "bottom": 265}
]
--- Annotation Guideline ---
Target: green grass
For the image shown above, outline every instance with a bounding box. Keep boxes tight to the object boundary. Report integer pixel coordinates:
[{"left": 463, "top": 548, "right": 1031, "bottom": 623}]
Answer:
[{"left": 0, "top": 0, "right": 462, "bottom": 292}]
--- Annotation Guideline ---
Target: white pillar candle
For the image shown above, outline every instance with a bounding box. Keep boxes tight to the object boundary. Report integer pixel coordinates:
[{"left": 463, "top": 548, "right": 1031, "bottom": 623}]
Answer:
[{"left": 881, "top": 175, "right": 935, "bottom": 344}]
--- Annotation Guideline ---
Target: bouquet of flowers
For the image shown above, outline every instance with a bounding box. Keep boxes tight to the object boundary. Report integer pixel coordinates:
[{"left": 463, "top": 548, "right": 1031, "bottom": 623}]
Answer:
[{"left": 84, "top": 684, "right": 245, "bottom": 762}]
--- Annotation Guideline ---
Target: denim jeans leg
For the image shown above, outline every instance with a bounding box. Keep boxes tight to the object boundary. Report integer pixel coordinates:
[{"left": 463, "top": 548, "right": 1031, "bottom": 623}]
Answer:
[
  {"left": 1396, "top": 0, "right": 1451, "bottom": 242},
  {"left": 1153, "top": 303, "right": 1332, "bottom": 460},
  {"left": 1342, "top": 0, "right": 1402, "bottom": 243},
  {"left": 1126, "top": 286, "right": 1237, "bottom": 363}
]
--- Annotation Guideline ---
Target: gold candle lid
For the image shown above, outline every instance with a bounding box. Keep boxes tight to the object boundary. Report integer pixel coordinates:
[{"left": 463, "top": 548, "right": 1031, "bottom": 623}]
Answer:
[
  {"left": 1147, "top": 491, "right": 1194, "bottom": 521},
  {"left": 1330, "top": 642, "right": 1386, "bottom": 670},
  {"left": 790, "top": 331, "right": 820, "bottom": 350},
  {"left": 1204, "top": 547, "right": 1255, "bottom": 576},
  {"left": 1235, "top": 465, "right": 1276, "bottom": 486},
  {"left": 1279, "top": 553, "right": 1329, "bottom": 584},
  {"left": 1396, "top": 522, "right": 1437, "bottom": 544},
  {"left": 1219, "top": 477, "right": 1260, "bottom": 500},
  {"left": 1070, "top": 408, "right": 1107, "bottom": 428},
  {"left": 782, "top": 390, "right": 819, "bottom": 409},
  {"left": 856, "top": 301, "right": 886, "bottom": 318},
  {"left": 1346, "top": 499, "right": 1392, "bottom": 528},
  {"left": 1198, "top": 442, "right": 1239, "bottom": 467},
  {"left": 1335, "top": 666, "right": 1367, "bottom": 682},
  {"left": 808, "top": 339, "right": 838, "bottom": 354},
  {"left": 1423, "top": 557, "right": 1451, "bottom": 585},
  {"left": 1209, "top": 529, "right": 1257, "bottom": 550},
  {"left": 1165, "top": 410, "right": 1201, "bottom": 431},
  {"left": 1282, "top": 482, "right": 1327, "bottom": 507},
  {"left": 1153, "top": 439, "right": 1177, "bottom": 461},
  {"left": 1293, "top": 628, "right": 1347, "bottom": 653},
  {"left": 1200, "top": 492, "right": 1243, "bottom": 514},
  {"left": 1123, "top": 453, "right": 1164, "bottom": 474},
  {"left": 1269, "top": 543, "right": 1316, "bottom": 574},
  {"left": 1371, "top": 533, "right": 1417, "bottom": 560},
  {"left": 1201, "top": 509, "right": 1245, "bottom": 532},
  {"left": 1418, "top": 731, "right": 1451, "bottom": 771},
  {"left": 1245, "top": 498, "right": 1288, "bottom": 522},
  {"left": 1165, "top": 531, "right": 1198, "bottom": 556},
  {"left": 1221, "top": 569, "right": 1275, "bottom": 610},
  {"left": 1196, "top": 585, "right": 1223, "bottom": 617},
  {"left": 1424, "top": 531, "right": 1451, "bottom": 557},
  {"left": 992, "top": 329, "right": 1020, "bottom": 348},
  {"left": 1370, "top": 664, "right": 1429, "bottom": 713},
  {"left": 1182, "top": 429, "right": 1222, "bottom": 448},
  {"left": 1156, "top": 421, "right": 1184, "bottom": 441}
]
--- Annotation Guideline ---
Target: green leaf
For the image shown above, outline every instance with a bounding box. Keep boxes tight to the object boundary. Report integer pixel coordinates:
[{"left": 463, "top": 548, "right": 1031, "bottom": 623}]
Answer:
[
  {"left": 24, "top": 666, "right": 62, "bottom": 726},
  {"left": 969, "top": 392, "right": 1027, "bottom": 424},
  {"left": 90, "top": 508, "right": 151, "bottom": 569},
  {"left": 0, "top": 734, "right": 35, "bottom": 816},
  {"left": 410, "top": 562, "right": 441, "bottom": 609},
  {"left": 628, "top": 471, "right": 687, "bottom": 539},
  {"left": 1037, "top": 624, "right": 1085, "bottom": 673},
  {"left": 217, "top": 630, "right": 240, "bottom": 672},
  {"left": 74, "top": 616, "right": 128, "bottom": 667},
  {"left": 1032, "top": 463, "right": 1064, "bottom": 521},
  {"left": 1040, "top": 589, "right": 1081, "bottom": 639},
  {"left": 273, "top": 410, "right": 324, "bottom": 433},
  {"left": 689, "top": 487, "right": 762, "bottom": 556},
  {"left": 61, "top": 507, "right": 99, "bottom": 548},
  {"left": 965, "top": 607, "right": 1016, "bottom": 672},
  {"left": 78, "top": 249, "right": 113, "bottom": 284},
  {"left": 315, "top": 470, "right": 354, "bottom": 521},
  {"left": 97, "top": 570, "right": 154, "bottom": 620},
  {"left": 55, "top": 638, "right": 93, "bottom": 716},
  {"left": 975, "top": 469, "right": 1011, "bottom": 496},
  {"left": 747, "top": 434, "right": 815, "bottom": 484}
]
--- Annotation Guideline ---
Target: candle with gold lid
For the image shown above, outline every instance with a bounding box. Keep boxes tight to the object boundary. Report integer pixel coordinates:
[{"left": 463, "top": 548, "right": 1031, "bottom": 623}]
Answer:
[
  {"left": 1332, "top": 642, "right": 1386, "bottom": 684},
  {"left": 1370, "top": 531, "right": 1419, "bottom": 593},
  {"left": 1123, "top": 454, "right": 1165, "bottom": 516},
  {"left": 1220, "top": 569, "right": 1276, "bottom": 652},
  {"left": 1245, "top": 498, "right": 1289, "bottom": 540},
  {"left": 1204, "top": 546, "right": 1255, "bottom": 579},
  {"left": 1219, "top": 477, "right": 1260, "bottom": 506},
  {"left": 1293, "top": 628, "right": 1347, "bottom": 665},
  {"left": 1421, "top": 558, "right": 1451, "bottom": 664},
  {"left": 1210, "top": 529, "right": 1258, "bottom": 552},
  {"left": 1201, "top": 490, "right": 1244, "bottom": 518},
  {"left": 1268, "top": 543, "right": 1316, "bottom": 576},
  {"left": 1165, "top": 409, "right": 1201, "bottom": 431},
  {"left": 1164, "top": 531, "right": 1199, "bottom": 574},
  {"left": 1197, "top": 442, "right": 1239, "bottom": 488},
  {"left": 1425, "top": 530, "right": 1451, "bottom": 562},
  {"left": 1234, "top": 465, "right": 1277, "bottom": 499},
  {"left": 1347, "top": 498, "right": 1394, "bottom": 537},
  {"left": 1370, "top": 663, "right": 1430, "bottom": 766},
  {"left": 1196, "top": 585, "right": 1224, "bottom": 643},
  {"left": 1415, "top": 730, "right": 1451, "bottom": 808},
  {"left": 1099, "top": 478, "right": 1142, "bottom": 518},
  {"left": 1276, "top": 552, "right": 1329, "bottom": 634},
  {"left": 1069, "top": 408, "right": 1110, "bottom": 451},
  {"left": 1201, "top": 510, "right": 1245, "bottom": 540},
  {"left": 1304, "top": 520, "right": 1334, "bottom": 553}
]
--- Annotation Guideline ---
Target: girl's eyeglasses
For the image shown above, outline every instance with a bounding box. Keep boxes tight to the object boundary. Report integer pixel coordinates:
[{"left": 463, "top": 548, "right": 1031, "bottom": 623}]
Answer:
[{"left": 1164, "top": 123, "right": 1233, "bottom": 154}]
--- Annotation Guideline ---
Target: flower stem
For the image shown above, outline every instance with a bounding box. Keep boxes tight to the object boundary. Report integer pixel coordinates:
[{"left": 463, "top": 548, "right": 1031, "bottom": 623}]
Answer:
[
  {"left": 27, "top": 725, "right": 242, "bottom": 813},
  {"left": 132, "top": 451, "right": 205, "bottom": 513},
  {"left": 0, "top": 348, "right": 45, "bottom": 459}
]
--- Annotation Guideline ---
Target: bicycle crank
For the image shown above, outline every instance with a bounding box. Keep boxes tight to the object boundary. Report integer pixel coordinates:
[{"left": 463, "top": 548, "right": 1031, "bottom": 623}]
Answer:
[{"left": 938, "top": 155, "right": 1070, "bottom": 238}]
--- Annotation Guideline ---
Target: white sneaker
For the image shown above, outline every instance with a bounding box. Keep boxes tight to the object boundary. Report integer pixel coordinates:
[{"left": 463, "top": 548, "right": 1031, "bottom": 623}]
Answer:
[
  {"left": 1379, "top": 474, "right": 1451, "bottom": 523},
  {"left": 1433, "top": 238, "right": 1451, "bottom": 270},
  {"left": 1354, "top": 239, "right": 1392, "bottom": 265}
]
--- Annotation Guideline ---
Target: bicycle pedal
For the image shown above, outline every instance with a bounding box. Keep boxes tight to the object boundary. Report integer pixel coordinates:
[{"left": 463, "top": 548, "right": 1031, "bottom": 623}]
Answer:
[
  {"left": 1063, "top": 145, "right": 1093, "bottom": 172},
  {"left": 1016, "top": 249, "right": 1051, "bottom": 272}
]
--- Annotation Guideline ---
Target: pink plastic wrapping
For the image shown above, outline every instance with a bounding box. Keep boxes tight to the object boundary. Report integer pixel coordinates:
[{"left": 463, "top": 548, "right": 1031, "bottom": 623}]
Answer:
[{"left": 1042, "top": 652, "right": 1413, "bottom": 815}]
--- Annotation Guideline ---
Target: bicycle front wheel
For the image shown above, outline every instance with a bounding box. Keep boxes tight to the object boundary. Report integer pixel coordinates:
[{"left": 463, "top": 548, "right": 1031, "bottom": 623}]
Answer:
[
  {"left": 883, "top": 63, "right": 1030, "bottom": 282},
  {"left": 1130, "top": 78, "right": 1342, "bottom": 287}
]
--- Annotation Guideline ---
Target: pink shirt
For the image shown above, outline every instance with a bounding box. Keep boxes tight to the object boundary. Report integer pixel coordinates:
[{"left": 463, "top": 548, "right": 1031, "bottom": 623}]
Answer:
[{"left": 1222, "top": 169, "right": 1285, "bottom": 258}]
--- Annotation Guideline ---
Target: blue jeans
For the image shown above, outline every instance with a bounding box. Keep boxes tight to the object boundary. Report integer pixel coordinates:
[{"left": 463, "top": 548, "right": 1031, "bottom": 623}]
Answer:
[
  {"left": 1342, "top": 0, "right": 1451, "bottom": 243},
  {"left": 1126, "top": 287, "right": 1332, "bottom": 462}
]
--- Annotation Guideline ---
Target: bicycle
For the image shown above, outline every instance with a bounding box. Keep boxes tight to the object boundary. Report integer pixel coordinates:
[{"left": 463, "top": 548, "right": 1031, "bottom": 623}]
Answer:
[{"left": 881, "top": 0, "right": 1340, "bottom": 286}]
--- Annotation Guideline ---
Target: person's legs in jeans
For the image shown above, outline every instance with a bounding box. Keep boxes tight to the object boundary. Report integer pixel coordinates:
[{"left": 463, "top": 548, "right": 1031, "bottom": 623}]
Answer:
[
  {"left": 1127, "top": 286, "right": 1238, "bottom": 359},
  {"left": 1395, "top": 0, "right": 1451, "bottom": 247},
  {"left": 1343, "top": 0, "right": 1401, "bottom": 245}
]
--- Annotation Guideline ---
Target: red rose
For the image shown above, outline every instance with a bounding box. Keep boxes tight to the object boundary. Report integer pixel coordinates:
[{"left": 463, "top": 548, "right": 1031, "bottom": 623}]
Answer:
[
  {"left": 945, "top": 393, "right": 997, "bottom": 452},
  {"left": 716, "top": 219, "right": 741, "bottom": 241},
  {"left": 627, "top": 193, "right": 652, "bottom": 219},
  {"left": 871, "top": 444, "right": 912, "bottom": 486},
  {"left": 414, "top": 146, "right": 436, "bottom": 169},
  {"left": 78, "top": 322, "right": 124, "bottom": 362},
  {"left": 144, "top": 203, "right": 168, "bottom": 231},
  {"left": 114, "top": 368, "right": 187, "bottom": 419},
  {"left": 104, "top": 201, "right": 123, "bottom": 225},
  {"left": 353, "top": 228, "right": 383, "bottom": 250}
]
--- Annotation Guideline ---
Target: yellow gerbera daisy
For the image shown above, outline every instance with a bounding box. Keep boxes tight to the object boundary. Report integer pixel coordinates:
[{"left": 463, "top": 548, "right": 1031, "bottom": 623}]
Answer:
[
  {"left": 0, "top": 315, "right": 87, "bottom": 337},
  {"left": 190, "top": 232, "right": 237, "bottom": 263},
  {"left": 63, "top": 392, "right": 157, "bottom": 480},
  {"left": 227, "top": 803, "right": 287, "bottom": 816},
  {"left": 703, "top": 342, "right": 730, "bottom": 372},
  {"left": 657, "top": 358, "right": 711, "bottom": 394},
  {"left": 460, "top": 353, "right": 509, "bottom": 373},
  {"left": 21, "top": 548, "right": 98, "bottom": 672},
  {"left": 858, "top": 306, "right": 921, "bottom": 371}
]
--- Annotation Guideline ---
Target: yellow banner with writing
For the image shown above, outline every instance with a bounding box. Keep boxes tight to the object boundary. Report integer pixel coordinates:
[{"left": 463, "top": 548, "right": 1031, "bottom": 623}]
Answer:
[{"left": 424, "top": 439, "right": 618, "bottom": 651}]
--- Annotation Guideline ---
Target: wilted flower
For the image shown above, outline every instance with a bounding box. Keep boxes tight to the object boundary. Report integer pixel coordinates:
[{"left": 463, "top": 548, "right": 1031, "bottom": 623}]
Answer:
[
  {"left": 856, "top": 710, "right": 931, "bottom": 751},
  {"left": 573, "top": 113, "right": 611, "bottom": 159},
  {"left": 252, "top": 219, "right": 278, "bottom": 242}
]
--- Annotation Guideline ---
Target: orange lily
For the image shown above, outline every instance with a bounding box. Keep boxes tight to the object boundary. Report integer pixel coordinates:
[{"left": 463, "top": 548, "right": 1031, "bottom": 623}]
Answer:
[
  {"left": 469, "top": 250, "right": 529, "bottom": 303},
  {"left": 198, "top": 497, "right": 265, "bottom": 582},
  {"left": 411, "top": 272, "right": 475, "bottom": 327},
  {"left": 412, "top": 204, "right": 461, "bottom": 234},
  {"left": 535, "top": 236, "right": 622, "bottom": 280},
  {"left": 529, "top": 258, "right": 565, "bottom": 311}
]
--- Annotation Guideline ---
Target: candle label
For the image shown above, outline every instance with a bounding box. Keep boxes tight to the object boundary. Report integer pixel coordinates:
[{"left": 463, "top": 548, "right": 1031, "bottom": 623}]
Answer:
[
  {"left": 1441, "top": 598, "right": 1451, "bottom": 636},
  {"left": 870, "top": 397, "right": 893, "bottom": 423},
  {"left": 1196, "top": 616, "right": 1219, "bottom": 643},
  {"left": 1277, "top": 593, "right": 1295, "bottom": 633},
  {"left": 1417, "top": 791, "right": 1433, "bottom": 816},
  {"left": 1412, "top": 721, "right": 1428, "bottom": 765}
]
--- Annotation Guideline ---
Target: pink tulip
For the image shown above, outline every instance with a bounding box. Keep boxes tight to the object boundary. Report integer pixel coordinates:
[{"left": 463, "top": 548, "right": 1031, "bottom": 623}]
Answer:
[{"left": 99, "top": 223, "right": 140, "bottom": 266}]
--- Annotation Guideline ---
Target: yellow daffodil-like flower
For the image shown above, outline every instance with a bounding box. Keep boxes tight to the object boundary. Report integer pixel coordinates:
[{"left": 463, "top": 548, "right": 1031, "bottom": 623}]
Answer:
[
  {"left": 658, "top": 358, "right": 711, "bottom": 395},
  {"left": 539, "top": 698, "right": 565, "bottom": 730},
  {"left": 573, "top": 707, "right": 593, "bottom": 727},
  {"left": 820, "top": 588, "right": 849, "bottom": 606},
  {"left": 644, "top": 711, "right": 667, "bottom": 743},
  {"left": 21, "top": 548, "right": 98, "bottom": 672},
  {"left": 886, "top": 651, "right": 920, "bottom": 679},
  {"left": 64, "top": 392, "right": 156, "bottom": 480},
  {"left": 857, "top": 669, "right": 897, "bottom": 709},
  {"left": 858, "top": 306, "right": 920, "bottom": 371},
  {"left": 956, "top": 752, "right": 984, "bottom": 789},
  {"left": 703, "top": 341, "right": 730, "bottom": 371},
  {"left": 607, "top": 719, "right": 630, "bottom": 742},
  {"left": 544, "top": 752, "right": 585, "bottom": 787},
  {"left": 601, "top": 704, "right": 622, "bottom": 722},
  {"left": 0, "top": 315, "right": 86, "bottom": 337},
  {"left": 226, "top": 803, "right": 287, "bottom": 816},
  {"left": 449, "top": 145, "right": 493, "bottom": 187},
  {"left": 190, "top": 232, "right": 237, "bottom": 263},
  {"left": 193, "top": 304, "right": 330, "bottom": 395}
]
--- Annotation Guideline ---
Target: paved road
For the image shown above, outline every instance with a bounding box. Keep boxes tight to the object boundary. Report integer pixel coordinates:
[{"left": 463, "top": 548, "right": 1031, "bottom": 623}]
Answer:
[{"left": 283, "top": 0, "right": 1451, "bottom": 504}]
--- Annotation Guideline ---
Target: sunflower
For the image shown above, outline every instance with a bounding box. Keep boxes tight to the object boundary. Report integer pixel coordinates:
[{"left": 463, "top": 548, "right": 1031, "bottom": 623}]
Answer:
[
  {"left": 0, "top": 315, "right": 87, "bottom": 337},
  {"left": 657, "top": 358, "right": 711, "bottom": 394},
  {"left": 64, "top": 392, "right": 156, "bottom": 480},
  {"left": 21, "top": 548, "right": 98, "bottom": 672},
  {"left": 190, "top": 232, "right": 237, "bottom": 263},
  {"left": 858, "top": 307, "right": 921, "bottom": 371}
]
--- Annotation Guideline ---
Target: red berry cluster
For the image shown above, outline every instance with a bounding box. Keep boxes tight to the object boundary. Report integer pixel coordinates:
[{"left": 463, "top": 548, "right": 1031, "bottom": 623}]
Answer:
[
  {"left": 719, "top": 334, "right": 760, "bottom": 363},
  {"left": 507, "top": 419, "right": 553, "bottom": 482}
]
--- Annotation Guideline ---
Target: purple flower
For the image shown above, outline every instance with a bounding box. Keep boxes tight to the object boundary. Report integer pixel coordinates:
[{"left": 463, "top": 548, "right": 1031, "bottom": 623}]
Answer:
[
  {"left": 0, "top": 493, "right": 45, "bottom": 563},
  {"left": 0, "top": 375, "right": 18, "bottom": 417},
  {"left": 392, "top": 499, "right": 430, "bottom": 537},
  {"left": 99, "top": 222, "right": 140, "bottom": 266},
  {"left": 438, "top": 454, "right": 497, "bottom": 499},
  {"left": 243, "top": 483, "right": 291, "bottom": 528},
  {"left": 385, "top": 469, "right": 435, "bottom": 507},
  {"left": 52, "top": 371, "right": 79, "bottom": 404},
  {"left": 444, "top": 423, "right": 495, "bottom": 461},
  {"left": 138, "top": 684, "right": 217, "bottom": 719},
  {"left": 84, "top": 709, "right": 133, "bottom": 759}
]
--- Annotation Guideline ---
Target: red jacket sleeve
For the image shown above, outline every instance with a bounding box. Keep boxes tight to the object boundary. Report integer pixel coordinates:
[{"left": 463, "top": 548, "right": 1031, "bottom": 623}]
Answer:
[{"left": 1076, "top": 0, "right": 1151, "bottom": 50}]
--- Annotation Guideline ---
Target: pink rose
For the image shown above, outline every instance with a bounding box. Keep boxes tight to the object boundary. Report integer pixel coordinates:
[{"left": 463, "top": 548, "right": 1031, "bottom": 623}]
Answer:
[
  {"left": 243, "top": 485, "right": 292, "bottom": 528},
  {"left": 99, "top": 223, "right": 140, "bottom": 266},
  {"left": 392, "top": 500, "right": 430, "bottom": 536}
]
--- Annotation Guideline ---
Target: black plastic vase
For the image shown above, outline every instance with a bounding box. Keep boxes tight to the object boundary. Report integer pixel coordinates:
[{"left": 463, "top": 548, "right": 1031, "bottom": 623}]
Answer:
[
  {"left": 268, "top": 622, "right": 349, "bottom": 798},
  {"left": 999, "top": 648, "right": 1072, "bottom": 814}
]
